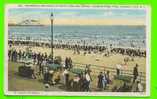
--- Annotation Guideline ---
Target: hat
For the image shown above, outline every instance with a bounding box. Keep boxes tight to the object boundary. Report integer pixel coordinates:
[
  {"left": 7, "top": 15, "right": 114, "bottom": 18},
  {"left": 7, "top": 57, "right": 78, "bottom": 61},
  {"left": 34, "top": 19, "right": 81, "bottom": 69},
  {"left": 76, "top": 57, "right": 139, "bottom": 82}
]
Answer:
[{"left": 49, "top": 70, "right": 54, "bottom": 74}]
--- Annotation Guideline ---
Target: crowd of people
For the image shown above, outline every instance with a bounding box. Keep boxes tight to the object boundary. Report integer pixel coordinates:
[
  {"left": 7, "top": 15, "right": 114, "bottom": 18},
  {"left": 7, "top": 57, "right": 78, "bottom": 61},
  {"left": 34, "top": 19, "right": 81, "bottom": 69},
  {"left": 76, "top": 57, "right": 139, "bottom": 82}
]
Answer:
[
  {"left": 8, "top": 40, "right": 146, "bottom": 57},
  {"left": 8, "top": 46, "right": 144, "bottom": 92},
  {"left": 8, "top": 48, "right": 93, "bottom": 91},
  {"left": 60, "top": 66, "right": 93, "bottom": 91},
  {"left": 97, "top": 70, "right": 110, "bottom": 90}
]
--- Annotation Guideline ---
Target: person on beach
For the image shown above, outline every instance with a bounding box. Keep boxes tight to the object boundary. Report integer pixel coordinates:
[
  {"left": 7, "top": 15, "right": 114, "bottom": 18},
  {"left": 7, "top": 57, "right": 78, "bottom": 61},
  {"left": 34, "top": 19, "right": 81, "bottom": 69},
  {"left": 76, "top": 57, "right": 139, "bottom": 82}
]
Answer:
[
  {"left": 18, "top": 50, "right": 22, "bottom": 61},
  {"left": 37, "top": 53, "right": 41, "bottom": 65},
  {"left": 8, "top": 50, "right": 12, "bottom": 61},
  {"left": 33, "top": 53, "right": 37, "bottom": 65},
  {"left": 69, "top": 57, "right": 73, "bottom": 69},
  {"left": 65, "top": 57, "right": 69, "bottom": 69},
  {"left": 12, "top": 50, "right": 17, "bottom": 62},
  {"left": 41, "top": 59, "right": 47, "bottom": 75},
  {"left": 81, "top": 74, "right": 87, "bottom": 91},
  {"left": 85, "top": 64, "right": 92, "bottom": 81},
  {"left": 11, "top": 50, "right": 14, "bottom": 62},
  {"left": 73, "top": 74, "right": 80, "bottom": 91},
  {"left": 78, "top": 72, "right": 84, "bottom": 91},
  {"left": 106, "top": 70, "right": 110, "bottom": 84},
  {"left": 63, "top": 69, "right": 69, "bottom": 89},
  {"left": 48, "top": 70, "right": 54, "bottom": 85},
  {"left": 85, "top": 72, "right": 91, "bottom": 91},
  {"left": 102, "top": 71, "right": 107, "bottom": 90},
  {"left": 116, "top": 64, "right": 121, "bottom": 76},
  {"left": 133, "top": 64, "right": 139, "bottom": 83},
  {"left": 77, "top": 48, "right": 80, "bottom": 54},
  {"left": 41, "top": 53, "right": 44, "bottom": 61},
  {"left": 37, "top": 53, "right": 44, "bottom": 75},
  {"left": 137, "top": 81, "right": 143, "bottom": 92},
  {"left": 43, "top": 65, "right": 49, "bottom": 83},
  {"left": 97, "top": 72, "right": 103, "bottom": 90}
]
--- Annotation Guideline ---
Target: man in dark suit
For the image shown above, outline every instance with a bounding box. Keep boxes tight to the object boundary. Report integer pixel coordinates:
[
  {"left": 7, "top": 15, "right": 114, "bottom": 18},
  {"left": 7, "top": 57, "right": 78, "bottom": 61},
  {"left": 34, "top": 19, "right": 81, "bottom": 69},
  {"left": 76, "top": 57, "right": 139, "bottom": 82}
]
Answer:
[{"left": 133, "top": 64, "right": 139, "bottom": 83}]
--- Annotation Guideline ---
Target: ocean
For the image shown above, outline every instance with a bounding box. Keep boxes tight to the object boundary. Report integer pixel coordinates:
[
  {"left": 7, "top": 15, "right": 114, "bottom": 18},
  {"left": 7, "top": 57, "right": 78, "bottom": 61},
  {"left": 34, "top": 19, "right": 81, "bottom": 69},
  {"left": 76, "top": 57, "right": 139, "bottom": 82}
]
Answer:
[{"left": 8, "top": 25, "right": 146, "bottom": 48}]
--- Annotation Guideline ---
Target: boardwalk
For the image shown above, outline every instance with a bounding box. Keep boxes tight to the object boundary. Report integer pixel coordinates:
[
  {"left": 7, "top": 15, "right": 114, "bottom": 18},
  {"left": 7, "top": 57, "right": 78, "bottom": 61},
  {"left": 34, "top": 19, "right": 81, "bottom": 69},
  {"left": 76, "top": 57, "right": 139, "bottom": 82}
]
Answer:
[
  {"left": 8, "top": 61, "right": 143, "bottom": 92},
  {"left": 8, "top": 62, "right": 63, "bottom": 91}
]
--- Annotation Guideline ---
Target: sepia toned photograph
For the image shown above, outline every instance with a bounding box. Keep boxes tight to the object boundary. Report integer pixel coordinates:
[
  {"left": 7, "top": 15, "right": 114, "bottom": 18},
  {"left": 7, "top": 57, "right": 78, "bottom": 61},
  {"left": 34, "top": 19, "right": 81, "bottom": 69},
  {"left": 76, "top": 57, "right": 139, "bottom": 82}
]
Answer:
[{"left": 5, "top": 4, "right": 150, "bottom": 96}]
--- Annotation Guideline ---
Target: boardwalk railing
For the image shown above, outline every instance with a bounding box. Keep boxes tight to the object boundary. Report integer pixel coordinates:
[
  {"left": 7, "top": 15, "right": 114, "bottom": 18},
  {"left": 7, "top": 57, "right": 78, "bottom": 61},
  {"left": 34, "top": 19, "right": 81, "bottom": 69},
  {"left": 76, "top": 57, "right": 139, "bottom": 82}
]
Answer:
[
  {"left": 16, "top": 57, "right": 146, "bottom": 83},
  {"left": 71, "top": 62, "right": 146, "bottom": 83}
]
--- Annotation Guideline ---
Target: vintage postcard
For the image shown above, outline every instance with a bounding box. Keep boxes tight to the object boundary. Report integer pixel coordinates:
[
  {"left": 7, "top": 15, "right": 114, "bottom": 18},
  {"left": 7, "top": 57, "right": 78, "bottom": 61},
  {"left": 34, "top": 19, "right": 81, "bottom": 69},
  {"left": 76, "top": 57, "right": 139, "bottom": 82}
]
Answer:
[{"left": 4, "top": 4, "right": 151, "bottom": 96}]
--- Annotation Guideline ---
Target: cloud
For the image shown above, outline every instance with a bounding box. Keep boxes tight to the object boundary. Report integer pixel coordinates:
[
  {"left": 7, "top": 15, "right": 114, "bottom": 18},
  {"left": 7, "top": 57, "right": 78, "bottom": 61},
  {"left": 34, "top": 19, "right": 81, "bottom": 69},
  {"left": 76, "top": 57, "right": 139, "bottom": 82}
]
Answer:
[{"left": 39, "top": 18, "right": 146, "bottom": 25}]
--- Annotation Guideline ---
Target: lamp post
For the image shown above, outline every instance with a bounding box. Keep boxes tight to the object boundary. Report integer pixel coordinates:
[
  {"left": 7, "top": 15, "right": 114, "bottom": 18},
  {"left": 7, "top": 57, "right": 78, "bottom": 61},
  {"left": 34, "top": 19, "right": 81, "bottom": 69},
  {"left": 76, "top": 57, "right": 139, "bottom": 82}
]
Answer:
[{"left": 50, "top": 13, "right": 54, "bottom": 61}]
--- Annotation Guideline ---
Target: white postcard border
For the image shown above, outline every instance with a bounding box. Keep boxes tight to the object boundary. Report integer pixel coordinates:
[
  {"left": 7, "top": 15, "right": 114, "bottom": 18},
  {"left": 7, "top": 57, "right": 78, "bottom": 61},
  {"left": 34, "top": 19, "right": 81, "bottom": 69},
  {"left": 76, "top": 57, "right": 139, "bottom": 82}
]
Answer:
[{"left": 4, "top": 4, "right": 151, "bottom": 96}]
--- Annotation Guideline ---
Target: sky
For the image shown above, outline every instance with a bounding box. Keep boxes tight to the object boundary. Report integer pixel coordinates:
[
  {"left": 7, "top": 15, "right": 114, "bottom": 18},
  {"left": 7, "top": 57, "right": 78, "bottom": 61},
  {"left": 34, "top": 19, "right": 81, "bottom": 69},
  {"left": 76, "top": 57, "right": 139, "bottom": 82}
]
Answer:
[{"left": 8, "top": 8, "right": 146, "bottom": 25}]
